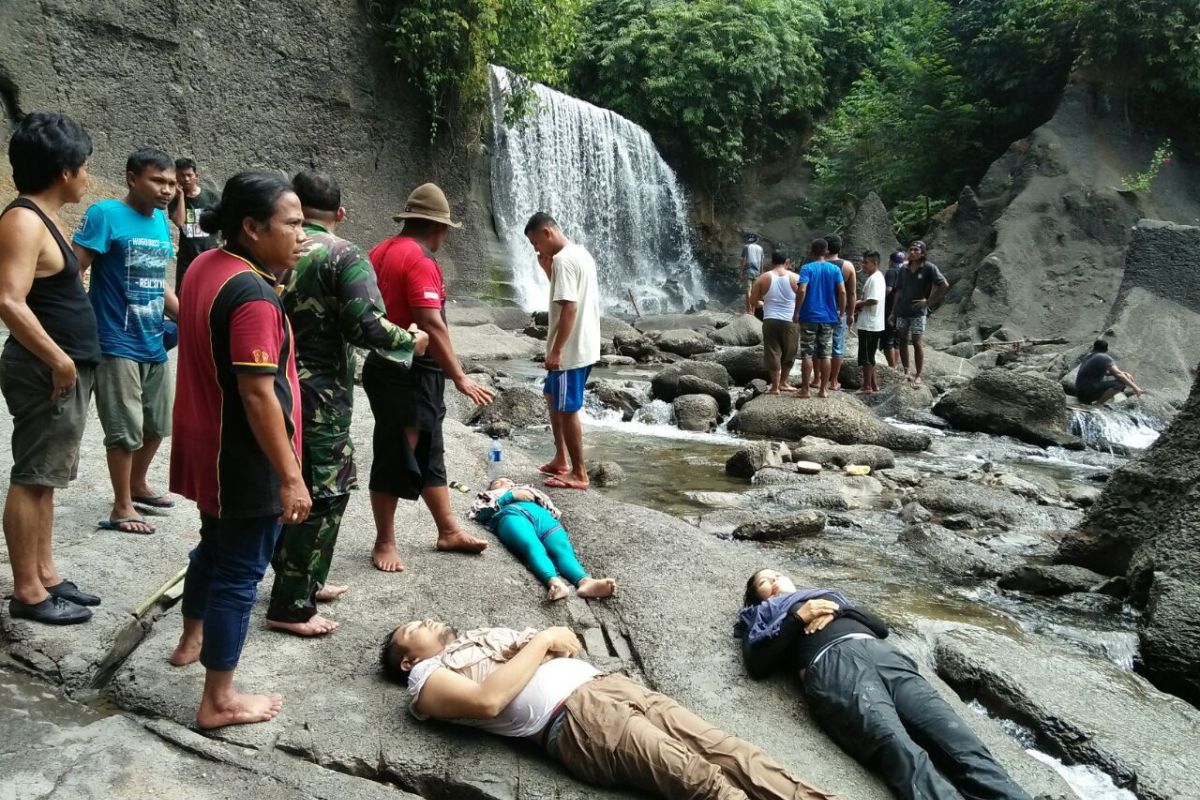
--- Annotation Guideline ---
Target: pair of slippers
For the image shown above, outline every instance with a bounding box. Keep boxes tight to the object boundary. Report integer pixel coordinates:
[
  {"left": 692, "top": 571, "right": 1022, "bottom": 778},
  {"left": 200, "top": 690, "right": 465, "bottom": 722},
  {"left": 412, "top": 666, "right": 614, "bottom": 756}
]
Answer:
[{"left": 97, "top": 494, "right": 175, "bottom": 534}]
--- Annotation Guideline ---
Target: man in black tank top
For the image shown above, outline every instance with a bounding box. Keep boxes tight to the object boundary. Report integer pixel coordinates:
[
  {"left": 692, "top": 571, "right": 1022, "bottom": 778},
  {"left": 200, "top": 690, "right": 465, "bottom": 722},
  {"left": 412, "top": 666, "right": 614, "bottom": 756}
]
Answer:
[{"left": 0, "top": 113, "right": 102, "bottom": 625}]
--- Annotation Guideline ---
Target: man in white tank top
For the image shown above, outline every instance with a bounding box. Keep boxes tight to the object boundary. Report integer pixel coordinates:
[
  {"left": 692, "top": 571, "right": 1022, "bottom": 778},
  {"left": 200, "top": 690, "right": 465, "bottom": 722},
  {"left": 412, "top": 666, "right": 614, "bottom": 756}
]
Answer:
[{"left": 749, "top": 251, "right": 799, "bottom": 393}]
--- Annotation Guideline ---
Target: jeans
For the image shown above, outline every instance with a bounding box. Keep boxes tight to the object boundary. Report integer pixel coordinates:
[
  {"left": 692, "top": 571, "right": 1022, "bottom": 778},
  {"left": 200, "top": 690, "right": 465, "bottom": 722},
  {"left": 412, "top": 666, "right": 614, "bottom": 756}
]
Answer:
[{"left": 181, "top": 513, "right": 282, "bottom": 671}]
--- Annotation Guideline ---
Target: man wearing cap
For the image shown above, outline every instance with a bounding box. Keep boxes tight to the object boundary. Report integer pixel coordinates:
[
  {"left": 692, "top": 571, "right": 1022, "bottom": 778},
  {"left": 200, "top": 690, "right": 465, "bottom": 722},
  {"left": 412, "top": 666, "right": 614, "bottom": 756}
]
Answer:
[
  {"left": 365, "top": 183, "right": 495, "bottom": 573},
  {"left": 888, "top": 241, "right": 949, "bottom": 386}
]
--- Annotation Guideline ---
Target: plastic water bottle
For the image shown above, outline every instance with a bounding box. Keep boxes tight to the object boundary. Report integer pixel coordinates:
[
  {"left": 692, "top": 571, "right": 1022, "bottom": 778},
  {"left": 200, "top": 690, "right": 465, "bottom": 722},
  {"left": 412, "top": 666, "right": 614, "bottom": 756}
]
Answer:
[{"left": 486, "top": 438, "right": 503, "bottom": 481}]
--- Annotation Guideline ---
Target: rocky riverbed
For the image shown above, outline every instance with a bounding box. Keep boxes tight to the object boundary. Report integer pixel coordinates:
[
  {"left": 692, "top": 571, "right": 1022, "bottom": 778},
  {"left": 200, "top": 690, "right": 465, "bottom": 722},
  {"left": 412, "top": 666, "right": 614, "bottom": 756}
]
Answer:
[{"left": 2, "top": 310, "right": 1196, "bottom": 800}]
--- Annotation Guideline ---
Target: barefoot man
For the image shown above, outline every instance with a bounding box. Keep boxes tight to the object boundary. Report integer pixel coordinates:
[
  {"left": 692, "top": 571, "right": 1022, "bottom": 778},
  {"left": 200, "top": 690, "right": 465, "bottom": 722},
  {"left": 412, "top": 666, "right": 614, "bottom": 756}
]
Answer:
[
  {"left": 524, "top": 213, "right": 600, "bottom": 490},
  {"left": 889, "top": 240, "right": 949, "bottom": 386},
  {"left": 264, "top": 171, "right": 429, "bottom": 636},
  {"left": 364, "top": 183, "right": 495, "bottom": 572}
]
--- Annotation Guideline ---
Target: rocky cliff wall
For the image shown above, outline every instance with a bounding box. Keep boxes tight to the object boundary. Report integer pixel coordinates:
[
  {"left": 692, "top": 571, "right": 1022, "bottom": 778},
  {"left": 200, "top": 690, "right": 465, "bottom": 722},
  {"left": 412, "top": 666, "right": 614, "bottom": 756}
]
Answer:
[{"left": 0, "top": 0, "right": 494, "bottom": 295}]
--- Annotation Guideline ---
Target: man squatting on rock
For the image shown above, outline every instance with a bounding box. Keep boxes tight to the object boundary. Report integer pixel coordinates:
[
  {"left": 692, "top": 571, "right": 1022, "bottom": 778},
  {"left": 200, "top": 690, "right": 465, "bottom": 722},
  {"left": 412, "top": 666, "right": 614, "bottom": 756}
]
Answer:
[
  {"left": 363, "top": 183, "right": 496, "bottom": 573},
  {"left": 888, "top": 240, "right": 950, "bottom": 386},
  {"left": 1075, "top": 339, "right": 1143, "bottom": 406},
  {"left": 739, "top": 568, "right": 1032, "bottom": 800},
  {"left": 0, "top": 112, "right": 103, "bottom": 624},
  {"left": 525, "top": 212, "right": 601, "bottom": 490},
  {"left": 264, "top": 170, "right": 429, "bottom": 637},
  {"left": 382, "top": 619, "right": 840, "bottom": 800}
]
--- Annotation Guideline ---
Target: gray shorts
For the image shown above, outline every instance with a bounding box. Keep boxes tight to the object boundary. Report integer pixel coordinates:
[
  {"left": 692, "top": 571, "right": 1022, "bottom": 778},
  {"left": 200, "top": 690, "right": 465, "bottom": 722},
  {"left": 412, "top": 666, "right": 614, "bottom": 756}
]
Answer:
[
  {"left": 94, "top": 356, "right": 173, "bottom": 450},
  {"left": 895, "top": 314, "right": 928, "bottom": 338},
  {"left": 0, "top": 348, "right": 94, "bottom": 488}
]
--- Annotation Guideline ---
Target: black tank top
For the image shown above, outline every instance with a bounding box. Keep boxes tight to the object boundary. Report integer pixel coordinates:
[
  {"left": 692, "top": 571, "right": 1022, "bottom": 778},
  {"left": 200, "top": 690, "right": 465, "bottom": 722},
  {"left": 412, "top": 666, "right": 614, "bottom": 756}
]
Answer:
[{"left": 1, "top": 198, "right": 101, "bottom": 365}]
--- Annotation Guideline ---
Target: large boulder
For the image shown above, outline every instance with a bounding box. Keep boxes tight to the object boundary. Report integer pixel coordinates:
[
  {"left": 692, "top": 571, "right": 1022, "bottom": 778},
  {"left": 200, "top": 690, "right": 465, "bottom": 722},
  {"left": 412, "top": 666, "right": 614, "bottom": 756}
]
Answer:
[
  {"left": 1056, "top": 371, "right": 1200, "bottom": 703},
  {"left": 655, "top": 329, "right": 717, "bottom": 357},
  {"left": 446, "top": 305, "right": 530, "bottom": 330},
  {"left": 998, "top": 564, "right": 1109, "bottom": 596},
  {"left": 634, "top": 313, "right": 721, "bottom": 332},
  {"left": 613, "top": 331, "right": 661, "bottom": 362},
  {"left": 791, "top": 440, "right": 895, "bottom": 471},
  {"left": 732, "top": 511, "right": 827, "bottom": 541},
  {"left": 673, "top": 394, "right": 720, "bottom": 432},
  {"left": 449, "top": 323, "right": 542, "bottom": 361},
  {"left": 587, "top": 379, "right": 646, "bottom": 422},
  {"left": 650, "top": 360, "right": 732, "bottom": 402},
  {"left": 708, "top": 315, "right": 763, "bottom": 347},
  {"left": 731, "top": 393, "right": 932, "bottom": 451},
  {"left": 468, "top": 384, "right": 548, "bottom": 429},
  {"left": 676, "top": 375, "right": 732, "bottom": 414},
  {"left": 842, "top": 191, "right": 902, "bottom": 262},
  {"left": 600, "top": 316, "right": 640, "bottom": 342},
  {"left": 933, "top": 368, "right": 1083, "bottom": 449},
  {"left": 725, "top": 442, "right": 791, "bottom": 478},
  {"left": 899, "top": 524, "right": 1007, "bottom": 578},
  {"left": 696, "top": 346, "right": 769, "bottom": 384}
]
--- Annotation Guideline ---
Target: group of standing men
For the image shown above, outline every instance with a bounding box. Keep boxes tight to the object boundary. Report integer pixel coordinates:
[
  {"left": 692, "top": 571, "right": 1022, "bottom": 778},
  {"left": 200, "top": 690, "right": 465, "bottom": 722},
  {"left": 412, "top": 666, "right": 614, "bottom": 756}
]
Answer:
[{"left": 746, "top": 235, "right": 950, "bottom": 396}]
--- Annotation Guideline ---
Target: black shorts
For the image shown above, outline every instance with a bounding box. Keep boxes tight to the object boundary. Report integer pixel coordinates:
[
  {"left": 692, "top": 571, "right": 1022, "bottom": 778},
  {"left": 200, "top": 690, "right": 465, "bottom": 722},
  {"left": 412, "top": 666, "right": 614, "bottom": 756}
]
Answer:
[
  {"left": 362, "top": 355, "right": 447, "bottom": 500},
  {"left": 857, "top": 330, "right": 883, "bottom": 367},
  {"left": 1076, "top": 377, "right": 1124, "bottom": 404}
]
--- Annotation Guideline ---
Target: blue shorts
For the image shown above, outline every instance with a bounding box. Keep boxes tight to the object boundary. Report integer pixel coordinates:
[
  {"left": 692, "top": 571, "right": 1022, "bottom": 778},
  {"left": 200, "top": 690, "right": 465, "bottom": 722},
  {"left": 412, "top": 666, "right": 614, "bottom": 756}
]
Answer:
[
  {"left": 831, "top": 318, "right": 848, "bottom": 358},
  {"left": 545, "top": 366, "right": 592, "bottom": 413}
]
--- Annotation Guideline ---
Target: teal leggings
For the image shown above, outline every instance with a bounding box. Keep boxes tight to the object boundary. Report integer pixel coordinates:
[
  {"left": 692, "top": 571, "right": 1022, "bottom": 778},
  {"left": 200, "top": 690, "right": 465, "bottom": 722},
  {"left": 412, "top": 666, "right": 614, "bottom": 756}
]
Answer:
[{"left": 493, "top": 502, "right": 589, "bottom": 585}]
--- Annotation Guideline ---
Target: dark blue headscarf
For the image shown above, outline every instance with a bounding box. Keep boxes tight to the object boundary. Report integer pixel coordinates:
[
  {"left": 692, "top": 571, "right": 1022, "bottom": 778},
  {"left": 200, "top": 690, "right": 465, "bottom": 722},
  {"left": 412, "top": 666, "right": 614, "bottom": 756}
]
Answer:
[{"left": 736, "top": 589, "right": 850, "bottom": 644}]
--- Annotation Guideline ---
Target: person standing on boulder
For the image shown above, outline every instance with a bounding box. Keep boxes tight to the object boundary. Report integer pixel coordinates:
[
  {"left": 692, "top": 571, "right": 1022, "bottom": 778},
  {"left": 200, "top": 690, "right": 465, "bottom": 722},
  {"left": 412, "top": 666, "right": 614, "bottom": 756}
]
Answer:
[
  {"left": 526, "top": 212, "right": 600, "bottom": 491},
  {"left": 364, "top": 183, "right": 495, "bottom": 573},
  {"left": 882, "top": 250, "right": 905, "bottom": 367},
  {"left": 794, "top": 238, "right": 845, "bottom": 399},
  {"left": 264, "top": 170, "right": 428, "bottom": 637},
  {"left": 823, "top": 234, "right": 856, "bottom": 392},
  {"left": 889, "top": 241, "right": 949, "bottom": 386},
  {"left": 169, "top": 157, "right": 220, "bottom": 293},
  {"left": 749, "top": 250, "right": 800, "bottom": 394},
  {"left": 854, "top": 251, "right": 885, "bottom": 394},
  {"left": 740, "top": 233, "right": 764, "bottom": 314},
  {"left": 1075, "top": 340, "right": 1143, "bottom": 406},
  {"left": 0, "top": 112, "right": 102, "bottom": 625},
  {"left": 73, "top": 147, "right": 179, "bottom": 534}
]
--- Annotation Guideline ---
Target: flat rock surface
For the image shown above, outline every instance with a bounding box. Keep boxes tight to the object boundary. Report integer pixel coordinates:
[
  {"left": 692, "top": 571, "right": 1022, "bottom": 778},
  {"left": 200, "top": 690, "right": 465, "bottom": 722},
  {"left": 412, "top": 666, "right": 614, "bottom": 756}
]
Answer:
[
  {"left": 449, "top": 323, "right": 542, "bottom": 360},
  {"left": 936, "top": 626, "right": 1200, "bottom": 800}
]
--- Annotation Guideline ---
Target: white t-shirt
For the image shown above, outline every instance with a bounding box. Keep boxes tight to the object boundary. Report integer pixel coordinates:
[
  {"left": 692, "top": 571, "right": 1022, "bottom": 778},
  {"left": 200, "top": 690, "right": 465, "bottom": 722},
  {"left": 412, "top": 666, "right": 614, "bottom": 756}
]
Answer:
[
  {"left": 857, "top": 271, "right": 885, "bottom": 332},
  {"left": 547, "top": 243, "right": 601, "bottom": 371},
  {"left": 408, "top": 655, "right": 599, "bottom": 738}
]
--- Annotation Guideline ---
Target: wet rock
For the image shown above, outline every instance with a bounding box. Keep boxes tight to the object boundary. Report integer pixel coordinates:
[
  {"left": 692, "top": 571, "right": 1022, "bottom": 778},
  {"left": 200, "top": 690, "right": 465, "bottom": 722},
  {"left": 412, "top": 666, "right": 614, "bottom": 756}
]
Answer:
[
  {"left": 899, "top": 523, "right": 1007, "bottom": 578},
  {"left": 998, "top": 564, "right": 1108, "bottom": 596},
  {"left": 676, "top": 375, "right": 732, "bottom": 414},
  {"left": 726, "top": 442, "right": 790, "bottom": 478},
  {"left": 791, "top": 440, "right": 895, "bottom": 471},
  {"left": 469, "top": 384, "right": 548, "bottom": 429},
  {"left": 587, "top": 461, "right": 624, "bottom": 487},
  {"left": 650, "top": 360, "right": 732, "bottom": 402},
  {"left": 595, "top": 354, "right": 637, "bottom": 368},
  {"left": 731, "top": 393, "right": 932, "bottom": 451},
  {"left": 655, "top": 328, "right": 717, "bottom": 357},
  {"left": 913, "top": 478, "right": 1026, "bottom": 526},
  {"left": 531, "top": 310, "right": 549, "bottom": 325},
  {"left": 733, "top": 510, "right": 827, "bottom": 541},
  {"left": 449, "top": 323, "right": 542, "bottom": 361},
  {"left": 1064, "top": 485, "right": 1102, "bottom": 507},
  {"left": 936, "top": 626, "right": 1200, "bottom": 800},
  {"left": 481, "top": 421, "right": 513, "bottom": 439},
  {"left": 523, "top": 324, "right": 548, "bottom": 340},
  {"left": 613, "top": 331, "right": 660, "bottom": 362},
  {"left": 941, "top": 513, "right": 980, "bottom": 531},
  {"left": 992, "top": 473, "right": 1046, "bottom": 501},
  {"left": 933, "top": 369, "right": 1083, "bottom": 449},
  {"left": 673, "top": 394, "right": 719, "bottom": 432},
  {"left": 708, "top": 314, "right": 763, "bottom": 346},
  {"left": 748, "top": 471, "right": 884, "bottom": 510},
  {"left": 587, "top": 379, "right": 645, "bottom": 421},
  {"left": 695, "top": 345, "right": 769, "bottom": 383},
  {"left": 634, "top": 313, "right": 723, "bottom": 332},
  {"left": 899, "top": 501, "right": 933, "bottom": 524},
  {"left": 600, "top": 316, "right": 639, "bottom": 341},
  {"left": 877, "top": 466, "right": 923, "bottom": 487}
]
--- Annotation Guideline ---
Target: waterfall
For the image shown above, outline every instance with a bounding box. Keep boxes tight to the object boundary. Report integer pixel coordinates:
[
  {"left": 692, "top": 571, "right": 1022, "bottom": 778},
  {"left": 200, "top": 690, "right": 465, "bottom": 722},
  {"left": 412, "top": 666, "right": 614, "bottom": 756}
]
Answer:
[
  {"left": 488, "top": 65, "right": 707, "bottom": 314},
  {"left": 1069, "top": 405, "right": 1164, "bottom": 452}
]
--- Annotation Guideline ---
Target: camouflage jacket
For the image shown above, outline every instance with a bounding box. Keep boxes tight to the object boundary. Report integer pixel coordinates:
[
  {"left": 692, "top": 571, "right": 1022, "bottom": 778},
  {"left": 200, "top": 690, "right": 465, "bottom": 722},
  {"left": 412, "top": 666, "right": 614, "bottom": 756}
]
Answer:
[{"left": 281, "top": 222, "right": 415, "bottom": 497}]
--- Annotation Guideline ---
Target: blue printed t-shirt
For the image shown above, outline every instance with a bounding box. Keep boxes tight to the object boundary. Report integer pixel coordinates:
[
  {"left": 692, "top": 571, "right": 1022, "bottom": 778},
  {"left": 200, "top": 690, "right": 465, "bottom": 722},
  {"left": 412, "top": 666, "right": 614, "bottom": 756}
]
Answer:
[
  {"left": 797, "top": 260, "right": 844, "bottom": 324},
  {"left": 74, "top": 199, "right": 173, "bottom": 362}
]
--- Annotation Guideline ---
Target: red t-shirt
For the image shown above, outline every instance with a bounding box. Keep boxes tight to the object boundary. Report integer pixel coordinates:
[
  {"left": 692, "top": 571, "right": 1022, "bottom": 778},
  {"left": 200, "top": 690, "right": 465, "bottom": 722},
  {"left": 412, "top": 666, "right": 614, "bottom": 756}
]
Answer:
[
  {"left": 169, "top": 248, "right": 302, "bottom": 518},
  {"left": 368, "top": 236, "right": 445, "bottom": 329}
]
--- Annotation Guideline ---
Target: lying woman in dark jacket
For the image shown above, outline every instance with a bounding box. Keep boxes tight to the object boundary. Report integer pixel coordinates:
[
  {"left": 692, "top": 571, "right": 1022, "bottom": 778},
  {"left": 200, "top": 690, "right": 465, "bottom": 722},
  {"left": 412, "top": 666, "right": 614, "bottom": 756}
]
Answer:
[{"left": 737, "top": 568, "right": 1032, "bottom": 800}]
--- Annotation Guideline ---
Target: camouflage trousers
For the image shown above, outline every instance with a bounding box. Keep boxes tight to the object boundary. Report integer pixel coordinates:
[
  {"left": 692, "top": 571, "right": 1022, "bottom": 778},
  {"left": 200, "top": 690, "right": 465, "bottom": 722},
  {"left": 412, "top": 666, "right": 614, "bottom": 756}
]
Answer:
[{"left": 266, "top": 493, "right": 350, "bottom": 623}]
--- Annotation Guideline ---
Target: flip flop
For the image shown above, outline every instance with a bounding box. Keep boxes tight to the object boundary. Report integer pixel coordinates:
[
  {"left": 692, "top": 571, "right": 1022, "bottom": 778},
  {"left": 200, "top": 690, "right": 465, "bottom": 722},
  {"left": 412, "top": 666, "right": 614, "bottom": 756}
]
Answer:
[
  {"left": 543, "top": 476, "right": 589, "bottom": 490},
  {"left": 97, "top": 517, "right": 157, "bottom": 535},
  {"left": 132, "top": 494, "right": 175, "bottom": 509},
  {"left": 538, "top": 464, "right": 570, "bottom": 476}
]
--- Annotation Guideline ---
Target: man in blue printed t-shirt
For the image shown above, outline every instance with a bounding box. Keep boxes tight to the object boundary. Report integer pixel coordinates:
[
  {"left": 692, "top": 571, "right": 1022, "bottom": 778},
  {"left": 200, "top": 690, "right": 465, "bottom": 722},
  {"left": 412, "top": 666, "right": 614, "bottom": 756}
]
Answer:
[
  {"left": 73, "top": 147, "right": 179, "bottom": 534},
  {"left": 794, "top": 238, "right": 845, "bottom": 398}
]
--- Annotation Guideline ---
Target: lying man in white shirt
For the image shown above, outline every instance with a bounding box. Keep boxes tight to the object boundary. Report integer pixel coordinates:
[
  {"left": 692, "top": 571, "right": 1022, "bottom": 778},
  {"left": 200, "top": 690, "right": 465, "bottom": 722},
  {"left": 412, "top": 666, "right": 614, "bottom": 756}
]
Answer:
[{"left": 381, "top": 619, "right": 839, "bottom": 800}]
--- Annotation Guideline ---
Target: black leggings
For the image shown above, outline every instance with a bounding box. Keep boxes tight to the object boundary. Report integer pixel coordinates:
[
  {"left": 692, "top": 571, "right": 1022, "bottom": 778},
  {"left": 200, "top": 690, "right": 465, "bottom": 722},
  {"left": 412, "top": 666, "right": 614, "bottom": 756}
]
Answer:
[
  {"left": 804, "top": 638, "right": 1031, "bottom": 800},
  {"left": 857, "top": 330, "right": 882, "bottom": 367}
]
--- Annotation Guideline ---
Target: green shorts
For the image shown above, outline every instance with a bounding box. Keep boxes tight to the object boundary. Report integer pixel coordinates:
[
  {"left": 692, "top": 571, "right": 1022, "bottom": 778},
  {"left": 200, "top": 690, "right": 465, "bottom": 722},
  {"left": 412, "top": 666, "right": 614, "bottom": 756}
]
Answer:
[
  {"left": 0, "top": 348, "right": 94, "bottom": 488},
  {"left": 94, "top": 356, "right": 173, "bottom": 450},
  {"left": 800, "top": 322, "right": 835, "bottom": 359}
]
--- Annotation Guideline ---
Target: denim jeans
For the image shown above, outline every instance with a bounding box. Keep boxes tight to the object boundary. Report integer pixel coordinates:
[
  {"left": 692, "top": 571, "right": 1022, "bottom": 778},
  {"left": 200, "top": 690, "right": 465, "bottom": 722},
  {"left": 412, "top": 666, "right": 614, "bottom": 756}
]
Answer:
[{"left": 181, "top": 513, "right": 282, "bottom": 671}]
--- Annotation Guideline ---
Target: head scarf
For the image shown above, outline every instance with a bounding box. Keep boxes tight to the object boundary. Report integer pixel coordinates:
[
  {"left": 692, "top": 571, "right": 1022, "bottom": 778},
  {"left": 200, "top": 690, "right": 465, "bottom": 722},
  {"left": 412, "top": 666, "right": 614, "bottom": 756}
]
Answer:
[{"left": 735, "top": 588, "right": 851, "bottom": 644}]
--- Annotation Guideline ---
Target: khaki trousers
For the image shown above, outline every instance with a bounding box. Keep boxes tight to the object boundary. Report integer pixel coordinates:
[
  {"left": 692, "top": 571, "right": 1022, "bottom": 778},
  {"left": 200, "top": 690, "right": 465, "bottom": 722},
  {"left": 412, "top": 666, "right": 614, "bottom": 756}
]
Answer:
[{"left": 554, "top": 674, "right": 838, "bottom": 800}]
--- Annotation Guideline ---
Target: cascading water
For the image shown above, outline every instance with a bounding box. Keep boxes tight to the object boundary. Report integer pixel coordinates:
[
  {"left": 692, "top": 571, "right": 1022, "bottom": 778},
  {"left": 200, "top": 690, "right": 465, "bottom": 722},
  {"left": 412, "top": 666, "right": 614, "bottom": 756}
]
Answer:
[
  {"left": 1069, "top": 405, "right": 1164, "bottom": 452},
  {"left": 488, "top": 65, "right": 706, "bottom": 314}
]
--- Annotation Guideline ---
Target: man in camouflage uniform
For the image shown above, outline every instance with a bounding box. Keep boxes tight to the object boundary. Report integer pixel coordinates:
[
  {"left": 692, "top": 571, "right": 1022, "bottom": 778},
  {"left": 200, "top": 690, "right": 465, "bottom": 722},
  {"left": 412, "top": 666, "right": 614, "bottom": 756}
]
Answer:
[{"left": 265, "top": 170, "right": 428, "bottom": 637}]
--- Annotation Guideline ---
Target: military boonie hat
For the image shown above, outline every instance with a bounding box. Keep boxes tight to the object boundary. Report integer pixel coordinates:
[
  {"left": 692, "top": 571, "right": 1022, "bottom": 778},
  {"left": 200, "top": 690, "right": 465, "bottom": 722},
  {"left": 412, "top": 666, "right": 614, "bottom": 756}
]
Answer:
[{"left": 393, "top": 182, "right": 462, "bottom": 228}]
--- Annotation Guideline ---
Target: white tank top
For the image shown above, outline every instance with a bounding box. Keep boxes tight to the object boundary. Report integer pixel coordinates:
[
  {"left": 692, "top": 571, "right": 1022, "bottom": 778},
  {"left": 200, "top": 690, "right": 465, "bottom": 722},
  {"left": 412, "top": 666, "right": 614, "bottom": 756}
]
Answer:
[{"left": 762, "top": 272, "right": 797, "bottom": 321}]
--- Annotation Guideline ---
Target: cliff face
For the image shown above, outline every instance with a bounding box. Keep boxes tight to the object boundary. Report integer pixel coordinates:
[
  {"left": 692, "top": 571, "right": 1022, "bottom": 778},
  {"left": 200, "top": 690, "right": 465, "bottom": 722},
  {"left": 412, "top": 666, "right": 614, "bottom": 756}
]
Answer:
[{"left": 0, "top": 0, "right": 493, "bottom": 294}]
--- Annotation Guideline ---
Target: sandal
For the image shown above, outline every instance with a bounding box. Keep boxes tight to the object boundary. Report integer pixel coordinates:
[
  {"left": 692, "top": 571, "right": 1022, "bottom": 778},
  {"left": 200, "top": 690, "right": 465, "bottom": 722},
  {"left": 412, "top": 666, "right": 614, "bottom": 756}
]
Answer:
[{"left": 97, "top": 516, "right": 157, "bottom": 535}]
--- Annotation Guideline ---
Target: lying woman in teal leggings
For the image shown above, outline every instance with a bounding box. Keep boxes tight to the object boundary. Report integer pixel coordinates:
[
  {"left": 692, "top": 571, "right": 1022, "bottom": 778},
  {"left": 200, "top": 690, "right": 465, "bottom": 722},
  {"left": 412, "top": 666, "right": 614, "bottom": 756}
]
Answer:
[{"left": 471, "top": 478, "right": 617, "bottom": 601}]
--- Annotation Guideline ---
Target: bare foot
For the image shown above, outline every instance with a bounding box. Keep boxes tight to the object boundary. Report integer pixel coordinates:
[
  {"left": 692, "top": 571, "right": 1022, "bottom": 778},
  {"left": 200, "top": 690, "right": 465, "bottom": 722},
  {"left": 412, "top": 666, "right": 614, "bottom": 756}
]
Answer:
[
  {"left": 266, "top": 615, "right": 339, "bottom": 637},
  {"left": 830, "top": 383, "right": 841, "bottom": 391},
  {"left": 372, "top": 543, "right": 405, "bottom": 573},
  {"left": 856, "top": 388, "right": 871, "bottom": 395},
  {"left": 315, "top": 583, "right": 348, "bottom": 602},
  {"left": 817, "top": 389, "right": 828, "bottom": 398},
  {"left": 766, "top": 389, "right": 780, "bottom": 395},
  {"left": 577, "top": 577, "right": 617, "bottom": 599},
  {"left": 169, "top": 636, "right": 202, "bottom": 667},
  {"left": 196, "top": 692, "right": 283, "bottom": 730},
  {"left": 546, "top": 578, "right": 570, "bottom": 601},
  {"left": 912, "top": 376, "right": 923, "bottom": 386},
  {"left": 795, "top": 391, "right": 811, "bottom": 399},
  {"left": 436, "top": 529, "right": 488, "bottom": 554}
]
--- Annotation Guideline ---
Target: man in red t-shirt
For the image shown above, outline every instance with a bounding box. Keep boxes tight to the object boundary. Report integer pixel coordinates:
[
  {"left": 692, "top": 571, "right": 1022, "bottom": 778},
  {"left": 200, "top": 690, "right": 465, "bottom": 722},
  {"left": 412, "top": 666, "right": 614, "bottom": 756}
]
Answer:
[{"left": 364, "top": 183, "right": 494, "bottom": 573}]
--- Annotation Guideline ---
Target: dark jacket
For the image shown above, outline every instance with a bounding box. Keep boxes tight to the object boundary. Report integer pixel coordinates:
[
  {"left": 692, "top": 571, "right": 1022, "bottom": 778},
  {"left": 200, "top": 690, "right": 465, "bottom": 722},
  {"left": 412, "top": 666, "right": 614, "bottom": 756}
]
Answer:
[{"left": 740, "top": 592, "right": 889, "bottom": 679}]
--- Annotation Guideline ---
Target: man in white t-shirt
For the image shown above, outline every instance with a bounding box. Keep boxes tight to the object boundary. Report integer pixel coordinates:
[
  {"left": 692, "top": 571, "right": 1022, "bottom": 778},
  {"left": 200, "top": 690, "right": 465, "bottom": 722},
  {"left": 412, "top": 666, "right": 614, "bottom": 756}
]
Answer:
[
  {"left": 853, "top": 251, "right": 886, "bottom": 394},
  {"left": 525, "top": 213, "right": 600, "bottom": 491},
  {"left": 381, "top": 618, "right": 837, "bottom": 800}
]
